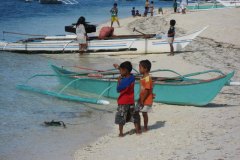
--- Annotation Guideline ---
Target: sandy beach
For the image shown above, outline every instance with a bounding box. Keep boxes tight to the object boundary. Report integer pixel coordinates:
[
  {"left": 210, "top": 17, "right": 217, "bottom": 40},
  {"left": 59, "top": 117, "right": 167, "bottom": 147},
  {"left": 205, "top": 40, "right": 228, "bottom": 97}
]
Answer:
[{"left": 73, "top": 7, "right": 240, "bottom": 160}]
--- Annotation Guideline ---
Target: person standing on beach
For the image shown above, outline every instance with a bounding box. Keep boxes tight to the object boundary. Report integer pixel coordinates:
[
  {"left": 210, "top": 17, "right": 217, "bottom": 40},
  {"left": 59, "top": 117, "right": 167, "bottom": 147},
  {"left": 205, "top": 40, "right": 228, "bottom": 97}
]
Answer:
[
  {"left": 158, "top": 7, "right": 163, "bottom": 15},
  {"left": 136, "top": 10, "right": 141, "bottom": 16},
  {"left": 173, "top": 0, "right": 178, "bottom": 13},
  {"left": 138, "top": 60, "right": 153, "bottom": 132},
  {"left": 113, "top": 62, "right": 141, "bottom": 137},
  {"left": 145, "top": 0, "right": 149, "bottom": 9},
  {"left": 110, "top": 3, "right": 120, "bottom": 27},
  {"left": 149, "top": 1, "right": 154, "bottom": 16},
  {"left": 76, "top": 16, "right": 87, "bottom": 54},
  {"left": 144, "top": 0, "right": 149, "bottom": 16},
  {"left": 131, "top": 7, "right": 136, "bottom": 17},
  {"left": 167, "top": 19, "right": 176, "bottom": 56},
  {"left": 143, "top": 7, "right": 148, "bottom": 17}
]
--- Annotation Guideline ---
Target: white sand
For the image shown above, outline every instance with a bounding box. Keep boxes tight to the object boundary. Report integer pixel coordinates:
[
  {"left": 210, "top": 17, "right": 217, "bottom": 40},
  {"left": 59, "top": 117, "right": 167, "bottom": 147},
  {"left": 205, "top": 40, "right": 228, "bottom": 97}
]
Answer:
[{"left": 74, "top": 8, "right": 240, "bottom": 160}]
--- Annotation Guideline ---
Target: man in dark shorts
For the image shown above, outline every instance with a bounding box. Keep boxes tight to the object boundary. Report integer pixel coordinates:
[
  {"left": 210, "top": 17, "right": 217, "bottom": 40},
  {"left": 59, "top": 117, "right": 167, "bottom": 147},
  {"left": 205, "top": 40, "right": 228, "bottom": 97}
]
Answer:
[{"left": 167, "top": 19, "right": 176, "bottom": 56}]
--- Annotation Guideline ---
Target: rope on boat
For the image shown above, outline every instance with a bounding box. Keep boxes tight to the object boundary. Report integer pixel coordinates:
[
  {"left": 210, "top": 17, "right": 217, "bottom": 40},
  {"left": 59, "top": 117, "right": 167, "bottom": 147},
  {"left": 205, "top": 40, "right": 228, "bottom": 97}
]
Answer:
[{"left": 62, "top": 40, "right": 75, "bottom": 53}]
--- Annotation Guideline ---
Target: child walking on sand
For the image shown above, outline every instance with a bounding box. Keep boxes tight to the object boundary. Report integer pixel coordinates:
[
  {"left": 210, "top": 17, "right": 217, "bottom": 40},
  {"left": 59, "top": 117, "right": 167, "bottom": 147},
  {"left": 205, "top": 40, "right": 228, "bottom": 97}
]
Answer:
[
  {"left": 114, "top": 62, "right": 141, "bottom": 137},
  {"left": 138, "top": 60, "right": 153, "bottom": 132},
  {"left": 167, "top": 19, "right": 176, "bottom": 56}
]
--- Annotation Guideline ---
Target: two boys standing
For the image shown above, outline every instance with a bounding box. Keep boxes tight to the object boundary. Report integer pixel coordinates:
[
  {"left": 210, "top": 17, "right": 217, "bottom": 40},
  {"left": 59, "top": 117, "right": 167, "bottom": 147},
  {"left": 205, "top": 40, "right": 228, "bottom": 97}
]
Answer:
[{"left": 114, "top": 60, "right": 153, "bottom": 137}]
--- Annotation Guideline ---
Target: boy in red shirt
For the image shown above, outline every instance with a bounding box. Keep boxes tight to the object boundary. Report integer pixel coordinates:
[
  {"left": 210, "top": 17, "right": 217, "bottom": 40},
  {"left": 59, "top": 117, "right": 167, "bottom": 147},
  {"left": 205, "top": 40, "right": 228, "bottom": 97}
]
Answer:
[
  {"left": 114, "top": 61, "right": 140, "bottom": 137},
  {"left": 138, "top": 60, "right": 153, "bottom": 132}
]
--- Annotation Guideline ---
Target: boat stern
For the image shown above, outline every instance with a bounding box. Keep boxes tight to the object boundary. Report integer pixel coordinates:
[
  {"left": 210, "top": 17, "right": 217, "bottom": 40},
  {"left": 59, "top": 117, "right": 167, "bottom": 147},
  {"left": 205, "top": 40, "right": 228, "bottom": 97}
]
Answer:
[{"left": 0, "top": 41, "right": 8, "bottom": 51}]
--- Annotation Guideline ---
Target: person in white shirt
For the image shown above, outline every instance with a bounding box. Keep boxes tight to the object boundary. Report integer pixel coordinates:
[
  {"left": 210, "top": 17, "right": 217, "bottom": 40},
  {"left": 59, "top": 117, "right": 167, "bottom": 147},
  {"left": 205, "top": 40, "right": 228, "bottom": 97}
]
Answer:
[{"left": 76, "top": 16, "right": 87, "bottom": 54}]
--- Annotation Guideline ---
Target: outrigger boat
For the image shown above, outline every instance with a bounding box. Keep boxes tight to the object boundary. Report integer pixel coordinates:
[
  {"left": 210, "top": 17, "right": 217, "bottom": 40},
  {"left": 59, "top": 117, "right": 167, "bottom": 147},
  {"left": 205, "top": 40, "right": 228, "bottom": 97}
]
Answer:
[
  {"left": 0, "top": 27, "right": 207, "bottom": 54},
  {"left": 17, "top": 64, "right": 236, "bottom": 106},
  {"left": 216, "top": 0, "right": 240, "bottom": 7},
  {"left": 187, "top": 1, "right": 226, "bottom": 10}
]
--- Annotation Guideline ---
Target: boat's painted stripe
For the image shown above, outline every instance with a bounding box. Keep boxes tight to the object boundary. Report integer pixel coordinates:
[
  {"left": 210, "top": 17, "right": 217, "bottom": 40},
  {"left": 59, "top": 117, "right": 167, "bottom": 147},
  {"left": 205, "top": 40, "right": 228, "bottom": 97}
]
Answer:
[
  {"left": 88, "top": 44, "right": 127, "bottom": 48},
  {"left": 3, "top": 39, "right": 192, "bottom": 51},
  {"left": 152, "top": 39, "right": 192, "bottom": 45},
  {"left": 35, "top": 39, "right": 138, "bottom": 43},
  {"left": 5, "top": 44, "right": 128, "bottom": 49}
]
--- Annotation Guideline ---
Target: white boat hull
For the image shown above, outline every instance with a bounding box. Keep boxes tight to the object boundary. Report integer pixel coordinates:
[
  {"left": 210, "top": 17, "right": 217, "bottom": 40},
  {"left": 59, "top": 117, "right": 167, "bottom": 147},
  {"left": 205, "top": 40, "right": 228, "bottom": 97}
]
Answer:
[
  {"left": 216, "top": 0, "right": 240, "bottom": 7},
  {"left": 0, "top": 27, "right": 207, "bottom": 54}
]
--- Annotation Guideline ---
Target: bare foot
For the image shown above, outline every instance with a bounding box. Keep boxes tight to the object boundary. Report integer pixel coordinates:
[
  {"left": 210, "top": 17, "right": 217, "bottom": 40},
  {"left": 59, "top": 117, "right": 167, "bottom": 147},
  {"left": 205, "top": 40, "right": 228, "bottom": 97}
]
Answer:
[
  {"left": 136, "top": 130, "right": 142, "bottom": 135},
  {"left": 143, "top": 127, "right": 148, "bottom": 132},
  {"left": 119, "top": 133, "right": 124, "bottom": 137}
]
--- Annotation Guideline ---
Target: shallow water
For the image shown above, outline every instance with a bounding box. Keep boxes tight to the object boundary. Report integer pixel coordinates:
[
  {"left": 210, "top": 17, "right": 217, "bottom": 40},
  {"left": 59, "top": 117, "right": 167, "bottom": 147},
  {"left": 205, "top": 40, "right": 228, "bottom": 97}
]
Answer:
[{"left": 0, "top": 52, "right": 118, "bottom": 160}]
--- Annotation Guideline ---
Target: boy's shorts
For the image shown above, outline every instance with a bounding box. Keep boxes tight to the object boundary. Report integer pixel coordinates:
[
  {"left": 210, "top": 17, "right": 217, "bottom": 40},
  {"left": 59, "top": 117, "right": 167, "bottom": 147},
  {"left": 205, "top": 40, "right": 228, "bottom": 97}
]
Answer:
[
  {"left": 140, "top": 105, "right": 152, "bottom": 112},
  {"left": 111, "top": 16, "right": 118, "bottom": 22},
  {"left": 168, "top": 37, "right": 174, "bottom": 44},
  {"left": 136, "top": 102, "right": 152, "bottom": 113},
  {"left": 115, "top": 104, "right": 140, "bottom": 125}
]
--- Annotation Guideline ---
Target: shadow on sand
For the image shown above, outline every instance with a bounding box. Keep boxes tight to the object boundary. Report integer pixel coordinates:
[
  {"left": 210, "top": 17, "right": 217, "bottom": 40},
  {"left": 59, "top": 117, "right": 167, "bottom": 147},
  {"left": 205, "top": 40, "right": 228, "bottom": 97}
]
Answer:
[
  {"left": 198, "top": 103, "right": 238, "bottom": 108},
  {"left": 149, "top": 121, "right": 166, "bottom": 130},
  {"left": 124, "top": 121, "right": 166, "bottom": 136},
  {"left": 220, "top": 92, "right": 240, "bottom": 96}
]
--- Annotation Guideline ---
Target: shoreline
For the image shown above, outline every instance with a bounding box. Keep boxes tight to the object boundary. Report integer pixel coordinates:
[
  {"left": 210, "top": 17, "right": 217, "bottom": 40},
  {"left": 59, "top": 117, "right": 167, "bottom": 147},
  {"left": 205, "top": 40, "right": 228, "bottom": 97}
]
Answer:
[{"left": 74, "top": 7, "right": 240, "bottom": 160}]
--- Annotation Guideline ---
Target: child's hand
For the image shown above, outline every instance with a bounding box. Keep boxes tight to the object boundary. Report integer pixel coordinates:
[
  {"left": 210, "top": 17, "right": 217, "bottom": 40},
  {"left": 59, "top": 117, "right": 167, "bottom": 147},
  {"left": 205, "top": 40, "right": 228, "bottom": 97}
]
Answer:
[
  {"left": 113, "top": 64, "right": 119, "bottom": 69},
  {"left": 139, "top": 99, "right": 144, "bottom": 106},
  {"left": 153, "top": 93, "right": 156, "bottom": 99},
  {"left": 117, "top": 76, "right": 122, "bottom": 81}
]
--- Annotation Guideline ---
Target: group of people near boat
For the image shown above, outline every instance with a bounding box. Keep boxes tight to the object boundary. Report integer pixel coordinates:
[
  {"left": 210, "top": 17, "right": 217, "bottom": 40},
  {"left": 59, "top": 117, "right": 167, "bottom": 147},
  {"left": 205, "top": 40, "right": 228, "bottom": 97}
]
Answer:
[
  {"left": 76, "top": 1, "right": 176, "bottom": 56},
  {"left": 131, "top": 0, "right": 164, "bottom": 17},
  {"left": 76, "top": 17, "right": 176, "bottom": 56},
  {"left": 114, "top": 60, "right": 153, "bottom": 136}
]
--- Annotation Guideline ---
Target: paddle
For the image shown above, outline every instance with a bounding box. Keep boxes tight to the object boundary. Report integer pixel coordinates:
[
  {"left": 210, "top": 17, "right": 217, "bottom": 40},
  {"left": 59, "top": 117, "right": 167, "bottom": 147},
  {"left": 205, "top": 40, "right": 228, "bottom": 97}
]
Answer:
[
  {"left": 133, "top": 28, "right": 145, "bottom": 35},
  {"left": 133, "top": 28, "right": 152, "bottom": 38},
  {"left": 63, "top": 65, "right": 116, "bottom": 72}
]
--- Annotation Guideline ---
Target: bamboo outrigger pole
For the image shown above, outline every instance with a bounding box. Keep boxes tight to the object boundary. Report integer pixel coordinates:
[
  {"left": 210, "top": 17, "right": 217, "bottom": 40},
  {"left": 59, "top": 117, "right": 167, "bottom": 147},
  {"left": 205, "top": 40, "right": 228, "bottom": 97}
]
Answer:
[{"left": 2, "top": 31, "right": 47, "bottom": 40}]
